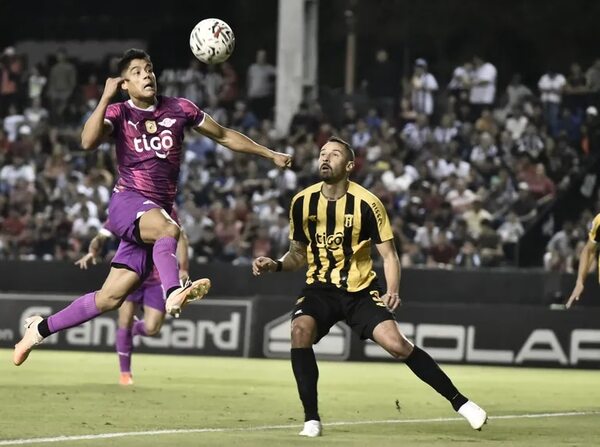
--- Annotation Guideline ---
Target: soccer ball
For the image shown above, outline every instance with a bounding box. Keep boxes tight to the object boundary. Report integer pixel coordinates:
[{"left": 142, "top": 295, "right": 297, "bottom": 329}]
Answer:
[{"left": 189, "top": 18, "right": 235, "bottom": 65}]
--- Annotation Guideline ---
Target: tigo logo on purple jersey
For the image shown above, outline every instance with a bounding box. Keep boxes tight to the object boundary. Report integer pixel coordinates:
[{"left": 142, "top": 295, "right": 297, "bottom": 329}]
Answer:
[{"left": 133, "top": 130, "right": 174, "bottom": 159}]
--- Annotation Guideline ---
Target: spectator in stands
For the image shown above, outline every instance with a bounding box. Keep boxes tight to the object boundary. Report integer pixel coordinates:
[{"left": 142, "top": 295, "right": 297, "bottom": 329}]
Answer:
[
  {"left": 505, "top": 107, "right": 529, "bottom": 140},
  {"left": 3, "top": 103, "right": 25, "bottom": 142},
  {"left": 180, "top": 59, "right": 204, "bottom": 106},
  {"left": 497, "top": 211, "right": 524, "bottom": 263},
  {"left": 538, "top": 69, "right": 566, "bottom": 136},
  {"left": 46, "top": 49, "right": 77, "bottom": 124},
  {"left": 512, "top": 182, "right": 538, "bottom": 226},
  {"left": 447, "top": 61, "right": 473, "bottom": 108},
  {"left": 503, "top": 73, "right": 532, "bottom": 115},
  {"left": 410, "top": 58, "right": 438, "bottom": 117},
  {"left": 427, "top": 231, "right": 457, "bottom": 267},
  {"left": 0, "top": 154, "right": 35, "bottom": 190},
  {"left": 27, "top": 64, "right": 47, "bottom": 105},
  {"left": 463, "top": 197, "right": 493, "bottom": 239},
  {"left": 563, "top": 62, "right": 589, "bottom": 114},
  {"left": 543, "top": 220, "right": 575, "bottom": 272},
  {"left": 446, "top": 179, "right": 477, "bottom": 213},
  {"left": 0, "top": 47, "right": 23, "bottom": 117},
  {"left": 364, "top": 49, "right": 399, "bottom": 120},
  {"left": 468, "top": 56, "right": 497, "bottom": 120},
  {"left": 478, "top": 219, "right": 504, "bottom": 266},
  {"left": 246, "top": 49, "right": 276, "bottom": 120},
  {"left": 219, "top": 62, "right": 240, "bottom": 109},
  {"left": 454, "top": 240, "right": 481, "bottom": 268},
  {"left": 519, "top": 163, "right": 556, "bottom": 204}
]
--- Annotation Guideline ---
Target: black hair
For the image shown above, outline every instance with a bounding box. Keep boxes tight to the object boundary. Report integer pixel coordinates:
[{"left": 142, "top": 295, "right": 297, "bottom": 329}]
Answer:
[
  {"left": 117, "top": 48, "right": 151, "bottom": 74},
  {"left": 326, "top": 136, "right": 355, "bottom": 162}
]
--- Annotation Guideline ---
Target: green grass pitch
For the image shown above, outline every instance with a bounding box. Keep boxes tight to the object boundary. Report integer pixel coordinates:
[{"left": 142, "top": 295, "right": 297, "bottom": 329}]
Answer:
[{"left": 1, "top": 349, "right": 599, "bottom": 446}]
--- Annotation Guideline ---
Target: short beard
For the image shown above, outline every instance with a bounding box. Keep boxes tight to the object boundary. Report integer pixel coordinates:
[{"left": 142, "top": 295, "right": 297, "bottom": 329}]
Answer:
[{"left": 319, "top": 170, "right": 345, "bottom": 184}]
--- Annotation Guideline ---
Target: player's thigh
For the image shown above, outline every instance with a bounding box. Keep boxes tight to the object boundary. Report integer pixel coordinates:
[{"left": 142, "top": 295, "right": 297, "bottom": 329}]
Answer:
[
  {"left": 118, "top": 300, "right": 137, "bottom": 328},
  {"left": 142, "top": 306, "right": 165, "bottom": 336},
  {"left": 138, "top": 208, "right": 180, "bottom": 243},
  {"left": 372, "top": 320, "right": 414, "bottom": 359},
  {"left": 291, "top": 288, "right": 343, "bottom": 346},
  {"left": 96, "top": 267, "right": 141, "bottom": 310},
  {"left": 345, "top": 285, "right": 396, "bottom": 341}
]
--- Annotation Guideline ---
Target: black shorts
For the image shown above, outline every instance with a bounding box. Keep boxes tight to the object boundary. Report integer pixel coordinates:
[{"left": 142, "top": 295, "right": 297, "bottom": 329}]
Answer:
[{"left": 291, "top": 280, "right": 396, "bottom": 343}]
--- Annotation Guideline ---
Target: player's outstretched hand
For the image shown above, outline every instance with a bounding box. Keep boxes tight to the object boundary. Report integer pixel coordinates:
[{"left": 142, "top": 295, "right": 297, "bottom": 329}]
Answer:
[
  {"left": 272, "top": 151, "right": 292, "bottom": 169},
  {"left": 75, "top": 253, "right": 97, "bottom": 270},
  {"left": 252, "top": 256, "right": 276, "bottom": 276},
  {"left": 565, "top": 283, "right": 584, "bottom": 309},
  {"left": 102, "top": 77, "right": 124, "bottom": 100},
  {"left": 382, "top": 293, "right": 401, "bottom": 312}
]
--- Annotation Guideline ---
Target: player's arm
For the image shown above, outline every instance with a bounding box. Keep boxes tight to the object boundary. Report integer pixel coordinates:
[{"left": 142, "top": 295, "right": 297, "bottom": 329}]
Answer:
[
  {"left": 177, "top": 228, "right": 190, "bottom": 284},
  {"left": 376, "top": 239, "right": 401, "bottom": 311},
  {"left": 566, "top": 238, "right": 597, "bottom": 308},
  {"left": 252, "top": 240, "right": 308, "bottom": 276},
  {"left": 75, "top": 229, "right": 111, "bottom": 269},
  {"left": 195, "top": 114, "right": 292, "bottom": 168},
  {"left": 81, "top": 77, "right": 123, "bottom": 150}
]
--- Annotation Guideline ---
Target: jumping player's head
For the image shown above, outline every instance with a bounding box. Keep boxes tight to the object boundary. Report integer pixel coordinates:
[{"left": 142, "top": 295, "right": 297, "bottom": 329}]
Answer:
[
  {"left": 318, "top": 136, "right": 355, "bottom": 184},
  {"left": 117, "top": 48, "right": 157, "bottom": 101}
]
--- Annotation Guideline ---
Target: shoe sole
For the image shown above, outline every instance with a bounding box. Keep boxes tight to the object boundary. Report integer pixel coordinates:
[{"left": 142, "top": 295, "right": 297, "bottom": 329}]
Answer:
[{"left": 166, "top": 279, "right": 211, "bottom": 318}]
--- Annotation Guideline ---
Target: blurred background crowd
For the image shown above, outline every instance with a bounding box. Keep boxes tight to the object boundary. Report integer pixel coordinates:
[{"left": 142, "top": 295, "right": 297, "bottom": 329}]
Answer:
[{"left": 1, "top": 43, "right": 600, "bottom": 271}]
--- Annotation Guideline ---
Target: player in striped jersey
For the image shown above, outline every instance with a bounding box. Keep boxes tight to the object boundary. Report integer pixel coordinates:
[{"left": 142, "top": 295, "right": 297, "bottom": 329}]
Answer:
[
  {"left": 565, "top": 212, "right": 600, "bottom": 308},
  {"left": 253, "top": 137, "right": 487, "bottom": 437}
]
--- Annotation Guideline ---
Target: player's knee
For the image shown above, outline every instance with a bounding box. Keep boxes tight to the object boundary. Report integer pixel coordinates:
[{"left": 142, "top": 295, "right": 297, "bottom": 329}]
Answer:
[
  {"left": 159, "top": 222, "right": 180, "bottom": 240},
  {"left": 144, "top": 321, "right": 162, "bottom": 336},
  {"left": 95, "top": 289, "right": 125, "bottom": 311},
  {"left": 384, "top": 338, "right": 413, "bottom": 360},
  {"left": 291, "top": 322, "right": 315, "bottom": 347}
]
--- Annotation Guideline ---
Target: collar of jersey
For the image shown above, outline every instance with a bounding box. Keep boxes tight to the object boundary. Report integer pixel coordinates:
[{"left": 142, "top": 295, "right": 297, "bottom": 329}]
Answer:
[{"left": 127, "top": 98, "right": 158, "bottom": 112}]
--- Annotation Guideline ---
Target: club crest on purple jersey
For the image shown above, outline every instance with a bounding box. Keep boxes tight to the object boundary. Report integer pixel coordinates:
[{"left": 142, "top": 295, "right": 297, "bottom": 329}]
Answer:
[{"left": 145, "top": 120, "right": 157, "bottom": 133}]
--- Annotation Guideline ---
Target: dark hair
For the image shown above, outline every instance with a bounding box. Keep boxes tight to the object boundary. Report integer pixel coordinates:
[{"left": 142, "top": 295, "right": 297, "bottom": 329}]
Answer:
[
  {"left": 117, "top": 48, "right": 151, "bottom": 74},
  {"left": 326, "top": 136, "right": 355, "bottom": 161}
]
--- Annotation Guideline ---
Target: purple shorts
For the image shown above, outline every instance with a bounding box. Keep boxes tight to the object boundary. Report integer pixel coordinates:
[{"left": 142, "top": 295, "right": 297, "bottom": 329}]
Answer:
[
  {"left": 126, "top": 280, "right": 165, "bottom": 312},
  {"left": 107, "top": 190, "right": 163, "bottom": 279}
]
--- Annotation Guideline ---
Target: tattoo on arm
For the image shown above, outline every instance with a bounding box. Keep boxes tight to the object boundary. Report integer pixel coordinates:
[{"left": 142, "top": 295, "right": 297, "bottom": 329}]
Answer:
[{"left": 282, "top": 240, "right": 307, "bottom": 271}]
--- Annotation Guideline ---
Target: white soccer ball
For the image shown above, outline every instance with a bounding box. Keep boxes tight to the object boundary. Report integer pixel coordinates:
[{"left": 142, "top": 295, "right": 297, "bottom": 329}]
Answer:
[{"left": 189, "top": 18, "right": 235, "bottom": 65}]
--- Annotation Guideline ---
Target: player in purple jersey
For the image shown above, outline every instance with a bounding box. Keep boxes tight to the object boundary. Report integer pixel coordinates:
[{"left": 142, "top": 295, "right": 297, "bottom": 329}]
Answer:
[
  {"left": 14, "top": 48, "right": 292, "bottom": 366},
  {"left": 75, "top": 209, "right": 189, "bottom": 385}
]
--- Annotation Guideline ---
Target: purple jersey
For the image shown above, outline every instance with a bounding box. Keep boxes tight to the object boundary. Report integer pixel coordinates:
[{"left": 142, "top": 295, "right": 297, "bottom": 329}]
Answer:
[{"left": 104, "top": 96, "right": 205, "bottom": 209}]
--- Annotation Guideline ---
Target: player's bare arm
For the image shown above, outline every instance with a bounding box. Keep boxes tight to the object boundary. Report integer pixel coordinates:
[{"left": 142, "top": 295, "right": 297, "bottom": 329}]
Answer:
[
  {"left": 566, "top": 238, "right": 597, "bottom": 308},
  {"left": 252, "top": 240, "right": 307, "bottom": 276},
  {"left": 376, "top": 239, "right": 401, "bottom": 311},
  {"left": 195, "top": 114, "right": 292, "bottom": 168},
  {"left": 81, "top": 77, "right": 123, "bottom": 150},
  {"left": 75, "top": 232, "right": 109, "bottom": 270}
]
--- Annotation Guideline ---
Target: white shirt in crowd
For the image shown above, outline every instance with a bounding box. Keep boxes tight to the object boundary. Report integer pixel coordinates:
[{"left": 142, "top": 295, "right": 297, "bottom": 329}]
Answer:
[
  {"left": 538, "top": 73, "right": 566, "bottom": 104},
  {"left": 71, "top": 216, "right": 102, "bottom": 237},
  {"left": 0, "top": 163, "right": 35, "bottom": 186},
  {"left": 381, "top": 164, "right": 419, "bottom": 193},
  {"left": 247, "top": 63, "right": 276, "bottom": 99},
  {"left": 411, "top": 73, "right": 438, "bottom": 116},
  {"left": 469, "top": 62, "right": 497, "bottom": 105}
]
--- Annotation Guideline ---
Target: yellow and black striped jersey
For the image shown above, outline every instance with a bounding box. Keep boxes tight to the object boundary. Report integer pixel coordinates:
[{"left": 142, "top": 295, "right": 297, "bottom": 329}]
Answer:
[
  {"left": 587, "top": 213, "right": 600, "bottom": 280},
  {"left": 289, "top": 181, "right": 393, "bottom": 292}
]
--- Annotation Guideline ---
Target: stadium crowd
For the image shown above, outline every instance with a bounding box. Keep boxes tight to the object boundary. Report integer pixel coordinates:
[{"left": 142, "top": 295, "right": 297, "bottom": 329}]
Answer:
[{"left": 1, "top": 46, "right": 599, "bottom": 269}]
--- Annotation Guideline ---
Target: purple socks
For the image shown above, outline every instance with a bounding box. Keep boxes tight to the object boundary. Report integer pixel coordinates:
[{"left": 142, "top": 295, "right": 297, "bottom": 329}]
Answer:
[
  {"left": 116, "top": 328, "right": 133, "bottom": 373},
  {"left": 131, "top": 319, "right": 147, "bottom": 337},
  {"left": 47, "top": 292, "right": 102, "bottom": 334},
  {"left": 152, "top": 237, "right": 181, "bottom": 294}
]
